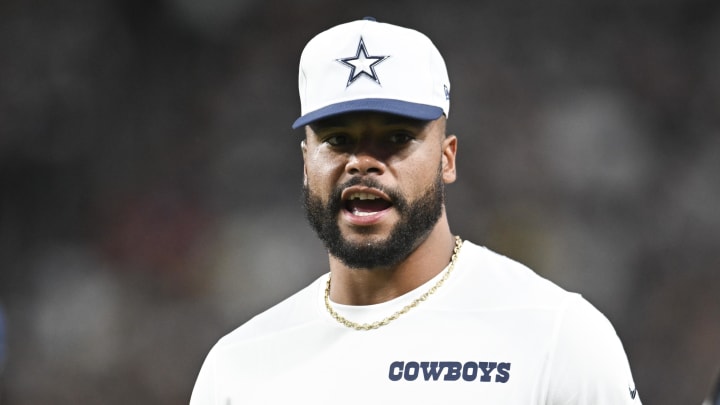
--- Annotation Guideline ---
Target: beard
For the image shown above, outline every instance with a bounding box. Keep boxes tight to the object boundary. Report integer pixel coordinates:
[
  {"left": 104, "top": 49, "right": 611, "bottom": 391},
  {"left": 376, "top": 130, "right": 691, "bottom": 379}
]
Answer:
[{"left": 302, "top": 167, "right": 445, "bottom": 269}]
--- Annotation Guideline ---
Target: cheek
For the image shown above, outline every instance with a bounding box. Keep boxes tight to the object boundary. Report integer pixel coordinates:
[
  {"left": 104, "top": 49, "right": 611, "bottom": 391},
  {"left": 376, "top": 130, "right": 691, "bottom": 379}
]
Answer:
[
  {"left": 307, "top": 146, "right": 343, "bottom": 173},
  {"left": 395, "top": 162, "right": 438, "bottom": 199},
  {"left": 304, "top": 154, "right": 343, "bottom": 194},
  {"left": 403, "top": 151, "right": 442, "bottom": 180}
]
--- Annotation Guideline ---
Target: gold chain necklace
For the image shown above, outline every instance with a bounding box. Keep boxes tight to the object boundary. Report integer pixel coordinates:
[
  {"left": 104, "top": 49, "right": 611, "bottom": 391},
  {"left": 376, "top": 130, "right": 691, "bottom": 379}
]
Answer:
[{"left": 324, "top": 236, "right": 463, "bottom": 331}]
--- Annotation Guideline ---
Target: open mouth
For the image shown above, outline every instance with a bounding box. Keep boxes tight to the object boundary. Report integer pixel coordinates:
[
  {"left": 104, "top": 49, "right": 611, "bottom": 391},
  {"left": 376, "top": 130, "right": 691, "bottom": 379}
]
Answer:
[{"left": 343, "top": 191, "right": 393, "bottom": 217}]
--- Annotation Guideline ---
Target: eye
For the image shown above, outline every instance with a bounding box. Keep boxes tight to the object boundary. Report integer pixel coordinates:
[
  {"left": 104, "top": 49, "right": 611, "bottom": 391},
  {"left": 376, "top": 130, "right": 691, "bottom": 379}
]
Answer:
[
  {"left": 324, "top": 134, "right": 350, "bottom": 146},
  {"left": 388, "top": 132, "right": 414, "bottom": 145}
]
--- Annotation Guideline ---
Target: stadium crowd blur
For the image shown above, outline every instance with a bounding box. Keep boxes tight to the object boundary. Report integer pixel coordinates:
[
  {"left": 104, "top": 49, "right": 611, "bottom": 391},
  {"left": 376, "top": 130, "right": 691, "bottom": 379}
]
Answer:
[{"left": 1, "top": 0, "right": 719, "bottom": 404}]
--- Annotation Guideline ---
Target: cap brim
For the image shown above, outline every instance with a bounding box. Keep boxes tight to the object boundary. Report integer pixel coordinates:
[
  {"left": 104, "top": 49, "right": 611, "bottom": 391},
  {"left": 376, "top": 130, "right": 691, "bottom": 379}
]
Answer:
[{"left": 292, "top": 98, "right": 444, "bottom": 129}]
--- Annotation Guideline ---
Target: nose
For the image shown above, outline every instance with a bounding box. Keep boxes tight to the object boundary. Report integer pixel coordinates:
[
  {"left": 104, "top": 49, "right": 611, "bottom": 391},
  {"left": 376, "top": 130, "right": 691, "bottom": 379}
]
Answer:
[{"left": 345, "top": 144, "right": 386, "bottom": 176}]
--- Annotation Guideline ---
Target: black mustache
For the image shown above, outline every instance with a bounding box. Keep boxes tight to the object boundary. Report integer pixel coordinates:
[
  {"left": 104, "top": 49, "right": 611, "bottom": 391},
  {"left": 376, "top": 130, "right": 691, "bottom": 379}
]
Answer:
[{"left": 338, "top": 177, "right": 387, "bottom": 194}]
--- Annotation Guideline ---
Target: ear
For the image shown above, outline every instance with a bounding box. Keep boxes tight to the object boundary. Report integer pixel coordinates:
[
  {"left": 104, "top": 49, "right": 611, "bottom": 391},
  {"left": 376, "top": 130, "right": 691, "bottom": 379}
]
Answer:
[
  {"left": 441, "top": 134, "right": 457, "bottom": 184},
  {"left": 301, "top": 139, "right": 308, "bottom": 186}
]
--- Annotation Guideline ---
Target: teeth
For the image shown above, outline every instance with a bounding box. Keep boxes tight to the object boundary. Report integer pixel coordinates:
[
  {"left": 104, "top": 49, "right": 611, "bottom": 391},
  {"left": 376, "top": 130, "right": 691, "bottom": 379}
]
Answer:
[
  {"left": 353, "top": 210, "right": 375, "bottom": 217},
  {"left": 349, "top": 192, "right": 379, "bottom": 201}
]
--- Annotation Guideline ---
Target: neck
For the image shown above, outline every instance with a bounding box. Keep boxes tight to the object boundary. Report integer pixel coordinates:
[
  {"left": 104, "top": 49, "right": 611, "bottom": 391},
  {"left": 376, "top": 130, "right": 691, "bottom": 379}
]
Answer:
[{"left": 327, "top": 217, "right": 456, "bottom": 305}]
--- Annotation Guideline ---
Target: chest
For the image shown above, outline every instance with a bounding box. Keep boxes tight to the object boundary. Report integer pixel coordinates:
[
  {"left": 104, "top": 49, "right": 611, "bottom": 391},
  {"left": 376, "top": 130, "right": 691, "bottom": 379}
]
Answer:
[{"left": 214, "top": 310, "right": 558, "bottom": 404}]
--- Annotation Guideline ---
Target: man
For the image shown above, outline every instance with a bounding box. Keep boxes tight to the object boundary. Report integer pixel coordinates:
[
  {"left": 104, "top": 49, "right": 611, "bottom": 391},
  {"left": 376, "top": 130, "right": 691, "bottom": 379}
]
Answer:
[{"left": 191, "top": 17, "right": 641, "bottom": 404}]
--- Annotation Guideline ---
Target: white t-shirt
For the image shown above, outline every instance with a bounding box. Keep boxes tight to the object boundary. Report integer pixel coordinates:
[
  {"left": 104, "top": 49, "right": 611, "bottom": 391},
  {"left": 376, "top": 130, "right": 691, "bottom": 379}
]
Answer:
[{"left": 191, "top": 241, "right": 641, "bottom": 404}]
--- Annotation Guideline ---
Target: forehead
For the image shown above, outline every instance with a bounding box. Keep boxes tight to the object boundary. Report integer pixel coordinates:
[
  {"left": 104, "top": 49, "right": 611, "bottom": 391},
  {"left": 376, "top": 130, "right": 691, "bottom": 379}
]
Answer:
[{"left": 308, "top": 112, "right": 432, "bottom": 133}]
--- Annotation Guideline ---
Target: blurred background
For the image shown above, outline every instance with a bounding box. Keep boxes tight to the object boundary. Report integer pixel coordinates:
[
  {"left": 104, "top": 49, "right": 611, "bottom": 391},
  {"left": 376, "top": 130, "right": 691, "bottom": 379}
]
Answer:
[{"left": 1, "top": 0, "right": 719, "bottom": 403}]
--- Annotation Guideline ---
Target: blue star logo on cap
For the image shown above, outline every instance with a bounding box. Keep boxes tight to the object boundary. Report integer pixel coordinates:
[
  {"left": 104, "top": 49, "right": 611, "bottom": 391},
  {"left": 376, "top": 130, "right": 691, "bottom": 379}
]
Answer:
[{"left": 337, "top": 37, "right": 389, "bottom": 87}]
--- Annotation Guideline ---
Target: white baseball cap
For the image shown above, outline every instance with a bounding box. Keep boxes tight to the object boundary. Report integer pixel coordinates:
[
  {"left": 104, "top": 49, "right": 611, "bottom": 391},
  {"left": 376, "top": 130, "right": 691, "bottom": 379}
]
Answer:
[{"left": 292, "top": 17, "right": 451, "bottom": 129}]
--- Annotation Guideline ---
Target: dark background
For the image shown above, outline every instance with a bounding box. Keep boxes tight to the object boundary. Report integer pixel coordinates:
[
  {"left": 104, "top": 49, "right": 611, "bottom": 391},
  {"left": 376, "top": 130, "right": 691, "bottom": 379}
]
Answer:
[{"left": 1, "top": 0, "right": 719, "bottom": 404}]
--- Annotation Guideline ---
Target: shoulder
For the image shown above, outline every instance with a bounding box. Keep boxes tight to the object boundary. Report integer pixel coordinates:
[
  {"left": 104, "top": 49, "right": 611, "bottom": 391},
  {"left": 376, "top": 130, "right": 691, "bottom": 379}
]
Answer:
[
  {"left": 546, "top": 296, "right": 641, "bottom": 403},
  {"left": 213, "top": 274, "right": 327, "bottom": 349},
  {"left": 448, "top": 241, "right": 575, "bottom": 309},
  {"left": 456, "top": 242, "right": 640, "bottom": 403},
  {"left": 190, "top": 275, "right": 327, "bottom": 404},
  {"left": 453, "top": 242, "right": 624, "bottom": 349}
]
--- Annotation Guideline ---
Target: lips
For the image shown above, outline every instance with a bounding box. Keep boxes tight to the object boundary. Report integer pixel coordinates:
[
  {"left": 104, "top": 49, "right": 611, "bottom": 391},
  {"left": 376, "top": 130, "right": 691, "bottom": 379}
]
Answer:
[{"left": 341, "top": 187, "right": 393, "bottom": 218}]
